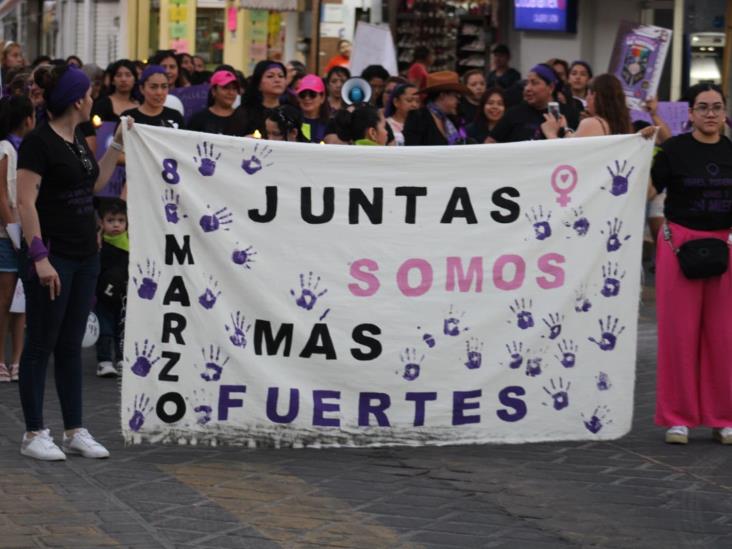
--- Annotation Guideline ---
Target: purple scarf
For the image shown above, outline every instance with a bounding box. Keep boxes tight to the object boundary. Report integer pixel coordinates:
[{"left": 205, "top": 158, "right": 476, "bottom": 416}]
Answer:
[{"left": 427, "top": 102, "right": 466, "bottom": 145}]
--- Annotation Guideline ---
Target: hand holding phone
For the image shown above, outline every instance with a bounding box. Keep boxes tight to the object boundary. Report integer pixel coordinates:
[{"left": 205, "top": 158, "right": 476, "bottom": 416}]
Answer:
[{"left": 548, "top": 102, "right": 561, "bottom": 120}]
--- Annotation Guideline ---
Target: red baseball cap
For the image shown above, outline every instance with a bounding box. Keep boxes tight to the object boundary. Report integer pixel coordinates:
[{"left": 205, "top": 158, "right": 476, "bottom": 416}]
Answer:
[{"left": 296, "top": 74, "right": 325, "bottom": 95}]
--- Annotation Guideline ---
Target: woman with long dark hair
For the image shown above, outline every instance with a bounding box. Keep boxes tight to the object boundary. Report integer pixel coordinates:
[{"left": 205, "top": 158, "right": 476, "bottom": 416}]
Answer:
[
  {"left": 650, "top": 84, "right": 732, "bottom": 445},
  {"left": 91, "top": 59, "right": 139, "bottom": 123},
  {"left": 148, "top": 51, "right": 186, "bottom": 115},
  {"left": 384, "top": 83, "right": 418, "bottom": 146},
  {"left": 239, "top": 60, "right": 287, "bottom": 136},
  {"left": 16, "top": 65, "right": 131, "bottom": 460},
  {"left": 188, "top": 70, "right": 246, "bottom": 135},
  {"left": 333, "top": 104, "right": 388, "bottom": 146},
  {"left": 467, "top": 88, "right": 506, "bottom": 144},
  {"left": 325, "top": 66, "right": 350, "bottom": 112}
]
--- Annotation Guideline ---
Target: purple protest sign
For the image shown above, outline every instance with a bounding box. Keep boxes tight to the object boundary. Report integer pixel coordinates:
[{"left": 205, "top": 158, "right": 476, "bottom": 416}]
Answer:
[
  {"left": 631, "top": 102, "right": 690, "bottom": 136},
  {"left": 95, "top": 122, "right": 126, "bottom": 197},
  {"left": 608, "top": 21, "right": 672, "bottom": 111},
  {"left": 171, "top": 84, "right": 210, "bottom": 124}
]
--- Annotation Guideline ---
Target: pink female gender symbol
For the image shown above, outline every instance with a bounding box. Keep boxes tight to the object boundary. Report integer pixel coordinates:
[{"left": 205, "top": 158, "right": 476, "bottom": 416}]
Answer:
[{"left": 551, "top": 165, "right": 578, "bottom": 207}]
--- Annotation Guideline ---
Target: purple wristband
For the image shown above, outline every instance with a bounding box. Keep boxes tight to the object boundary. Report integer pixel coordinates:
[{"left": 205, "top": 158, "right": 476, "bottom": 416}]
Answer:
[{"left": 29, "top": 236, "right": 49, "bottom": 263}]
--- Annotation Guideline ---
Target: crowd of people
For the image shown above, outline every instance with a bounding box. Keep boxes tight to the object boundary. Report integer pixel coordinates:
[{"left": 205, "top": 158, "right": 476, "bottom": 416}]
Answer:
[{"left": 0, "top": 37, "right": 730, "bottom": 460}]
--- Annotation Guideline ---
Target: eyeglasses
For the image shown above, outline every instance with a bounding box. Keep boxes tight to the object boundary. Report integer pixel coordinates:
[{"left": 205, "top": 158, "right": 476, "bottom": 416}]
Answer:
[
  {"left": 65, "top": 137, "right": 95, "bottom": 176},
  {"left": 298, "top": 90, "right": 318, "bottom": 99},
  {"left": 692, "top": 104, "right": 725, "bottom": 116}
]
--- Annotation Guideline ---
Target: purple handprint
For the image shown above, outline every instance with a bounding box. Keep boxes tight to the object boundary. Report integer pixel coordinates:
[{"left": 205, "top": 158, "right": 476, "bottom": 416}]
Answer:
[
  {"left": 400, "top": 347, "right": 424, "bottom": 381},
  {"left": 574, "top": 285, "right": 592, "bottom": 313},
  {"left": 542, "top": 312, "right": 564, "bottom": 340},
  {"left": 582, "top": 405, "right": 612, "bottom": 434},
  {"left": 290, "top": 271, "right": 328, "bottom": 311},
  {"left": 161, "top": 188, "right": 186, "bottom": 224},
  {"left": 526, "top": 356, "right": 543, "bottom": 377},
  {"left": 194, "top": 405, "right": 213, "bottom": 425},
  {"left": 554, "top": 339, "right": 578, "bottom": 368},
  {"left": 509, "top": 298, "right": 534, "bottom": 329},
  {"left": 241, "top": 143, "right": 273, "bottom": 175},
  {"left": 198, "top": 274, "right": 221, "bottom": 310},
  {"left": 596, "top": 372, "right": 611, "bottom": 391},
  {"left": 417, "top": 326, "right": 436, "bottom": 348},
  {"left": 444, "top": 305, "right": 468, "bottom": 336},
  {"left": 602, "top": 218, "right": 630, "bottom": 253},
  {"left": 525, "top": 206, "right": 553, "bottom": 240},
  {"left": 132, "top": 259, "right": 160, "bottom": 300},
  {"left": 199, "top": 345, "right": 230, "bottom": 382},
  {"left": 542, "top": 377, "right": 571, "bottom": 410},
  {"left": 225, "top": 311, "right": 251, "bottom": 348},
  {"left": 464, "top": 337, "right": 484, "bottom": 370},
  {"left": 564, "top": 207, "right": 590, "bottom": 237},
  {"left": 187, "top": 389, "right": 214, "bottom": 426},
  {"left": 194, "top": 141, "right": 221, "bottom": 177},
  {"left": 231, "top": 244, "right": 257, "bottom": 269},
  {"left": 128, "top": 393, "right": 153, "bottom": 432},
  {"left": 604, "top": 160, "right": 634, "bottom": 197},
  {"left": 588, "top": 315, "right": 626, "bottom": 352},
  {"left": 600, "top": 262, "right": 626, "bottom": 298},
  {"left": 128, "top": 339, "right": 161, "bottom": 377},
  {"left": 504, "top": 341, "right": 524, "bottom": 369},
  {"left": 199, "top": 205, "right": 233, "bottom": 233}
]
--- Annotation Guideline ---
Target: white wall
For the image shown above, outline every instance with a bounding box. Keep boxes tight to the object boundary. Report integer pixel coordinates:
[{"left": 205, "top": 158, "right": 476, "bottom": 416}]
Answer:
[{"left": 507, "top": 0, "right": 642, "bottom": 76}]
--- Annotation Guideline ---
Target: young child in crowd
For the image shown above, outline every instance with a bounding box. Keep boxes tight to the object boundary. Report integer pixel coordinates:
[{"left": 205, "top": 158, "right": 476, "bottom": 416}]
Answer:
[{"left": 95, "top": 198, "right": 129, "bottom": 377}]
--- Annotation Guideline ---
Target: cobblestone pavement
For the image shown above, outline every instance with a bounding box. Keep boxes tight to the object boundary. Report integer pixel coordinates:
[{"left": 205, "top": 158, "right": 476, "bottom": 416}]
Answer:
[{"left": 0, "top": 289, "right": 731, "bottom": 549}]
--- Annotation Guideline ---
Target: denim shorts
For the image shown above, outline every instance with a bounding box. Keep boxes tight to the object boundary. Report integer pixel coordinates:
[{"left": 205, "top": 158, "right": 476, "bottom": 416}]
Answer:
[{"left": 0, "top": 238, "right": 18, "bottom": 272}]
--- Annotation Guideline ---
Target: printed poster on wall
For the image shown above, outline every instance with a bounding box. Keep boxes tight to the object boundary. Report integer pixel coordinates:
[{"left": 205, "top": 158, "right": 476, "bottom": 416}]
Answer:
[
  {"left": 121, "top": 125, "right": 653, "bottom": 448},
  {"left": 608, "top": 20, "right": 672, "bottom": 111}
]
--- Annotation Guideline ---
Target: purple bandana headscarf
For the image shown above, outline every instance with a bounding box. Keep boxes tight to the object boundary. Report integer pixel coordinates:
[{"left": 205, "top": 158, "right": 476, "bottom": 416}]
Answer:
[
  {"left": 530, "top": 64, "right": 558, "bottom": 86},
  {"left": 140, "top": 65, "right": 167, "bottom": 86},
  {"left": 48, "top": 66, "right": 91, "bottom": 114}
]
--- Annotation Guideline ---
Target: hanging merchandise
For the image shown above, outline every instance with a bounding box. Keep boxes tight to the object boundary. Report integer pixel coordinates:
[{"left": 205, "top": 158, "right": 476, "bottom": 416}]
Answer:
[{"left": 228, "top": 6, "right": 238, "bottom": 38}]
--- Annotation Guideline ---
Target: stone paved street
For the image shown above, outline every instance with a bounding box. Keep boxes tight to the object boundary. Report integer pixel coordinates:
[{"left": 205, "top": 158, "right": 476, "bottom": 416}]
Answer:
[{"left": 0, "top": 289, "right": 731, "bottom": 549}]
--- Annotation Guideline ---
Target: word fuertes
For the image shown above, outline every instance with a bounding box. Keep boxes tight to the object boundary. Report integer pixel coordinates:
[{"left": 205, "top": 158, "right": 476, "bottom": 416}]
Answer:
[{"left": 153, "top": 236, "right": 530, "bottom": 427}]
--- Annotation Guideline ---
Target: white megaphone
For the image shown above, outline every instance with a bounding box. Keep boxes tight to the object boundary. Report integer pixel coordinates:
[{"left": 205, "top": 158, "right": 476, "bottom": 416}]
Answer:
[{"left": 341, "top": 77, "right": 372, "bottom": 105}]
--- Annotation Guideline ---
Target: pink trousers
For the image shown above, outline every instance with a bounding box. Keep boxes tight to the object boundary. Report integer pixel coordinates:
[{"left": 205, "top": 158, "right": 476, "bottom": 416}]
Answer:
[{"left": 655, "top": 222, "right": 732, "bottom": 428}]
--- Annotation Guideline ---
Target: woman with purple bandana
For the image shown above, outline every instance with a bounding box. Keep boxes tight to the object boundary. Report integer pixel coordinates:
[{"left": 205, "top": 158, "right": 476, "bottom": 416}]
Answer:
[
  {"left": 15, "top": 65, "right": 131, "bottom": 461},
  {"left": 121, "top": 65, "right": 184, "bottom": 129},
  {"left": 489, "top": 63, "right": 579, "bottom": 143}
]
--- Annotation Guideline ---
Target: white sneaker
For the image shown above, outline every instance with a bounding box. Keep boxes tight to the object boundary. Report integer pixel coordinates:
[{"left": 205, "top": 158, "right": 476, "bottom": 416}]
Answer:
[
  {"left": 62, "top": 428, "right": 110, "bottom": 459},
  {"left": 96, "top": 361, "right": 117, "bottom": 378},
  {"left": 20, "top": 429, "right": 66, "bottom": 461},
  {"left": 665, "top": 425, "right": 689, "bottom": 444},
  {"left": 713, "top": 427, "right": 732, "bottom": 445}
]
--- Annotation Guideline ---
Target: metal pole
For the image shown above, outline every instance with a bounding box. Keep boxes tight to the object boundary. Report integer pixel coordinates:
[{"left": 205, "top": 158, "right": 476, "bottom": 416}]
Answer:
[{"left": 670, "top": 0, "right": 684, "bottom": 101}]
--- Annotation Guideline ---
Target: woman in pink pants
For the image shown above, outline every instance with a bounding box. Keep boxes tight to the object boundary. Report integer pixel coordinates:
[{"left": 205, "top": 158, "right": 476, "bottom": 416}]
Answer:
[{"left": 651, "top": 84, "right": 732, "bottom": 445}]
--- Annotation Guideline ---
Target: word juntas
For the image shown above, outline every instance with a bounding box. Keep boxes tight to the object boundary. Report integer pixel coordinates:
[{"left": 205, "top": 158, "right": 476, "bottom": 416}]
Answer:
[{"left": 244, "top": 186, "right": 522, "bottom": 224}]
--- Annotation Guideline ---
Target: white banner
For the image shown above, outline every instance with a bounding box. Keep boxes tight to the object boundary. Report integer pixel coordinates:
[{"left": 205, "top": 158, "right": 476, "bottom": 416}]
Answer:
[{"left": 121, "top": 125, "right": 653, "bottom": 447}]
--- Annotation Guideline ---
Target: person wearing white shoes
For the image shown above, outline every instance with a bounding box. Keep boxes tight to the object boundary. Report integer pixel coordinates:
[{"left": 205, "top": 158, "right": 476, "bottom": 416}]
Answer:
[
  {"left": 650, "top": 83, "right": 732, "bottom": 446},
  {"left": 15, "top": 65, "right": 127, "bottom": 460}
]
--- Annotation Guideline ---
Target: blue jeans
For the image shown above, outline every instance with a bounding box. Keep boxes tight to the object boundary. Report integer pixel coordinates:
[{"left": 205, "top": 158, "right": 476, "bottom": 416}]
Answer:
[
  {"left": 18, "top": 253, "right": 100, "bottom": 431},
  {"left": 95, "top": 298, "right": 123, "bottom": 363}
]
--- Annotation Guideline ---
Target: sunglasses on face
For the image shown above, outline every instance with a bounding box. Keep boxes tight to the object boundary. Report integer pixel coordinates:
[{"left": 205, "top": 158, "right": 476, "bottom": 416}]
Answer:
[{"left": 298, "top": 90, "right": 318, "bottom": 100}]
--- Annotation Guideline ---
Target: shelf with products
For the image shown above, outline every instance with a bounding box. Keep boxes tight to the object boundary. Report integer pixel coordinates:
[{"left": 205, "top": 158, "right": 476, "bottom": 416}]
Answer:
[
  {"left": 456, "top": 13, "right": 493, "bottom": 74},
  {"left": 396, "top": 0, "right": 460, "bottom": 73}
]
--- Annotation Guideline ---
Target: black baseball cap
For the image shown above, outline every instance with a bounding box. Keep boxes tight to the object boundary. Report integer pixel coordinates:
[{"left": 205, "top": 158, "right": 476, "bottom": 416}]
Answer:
[{"left": 492, "top": 44, "right": 510, "bottom": 56}]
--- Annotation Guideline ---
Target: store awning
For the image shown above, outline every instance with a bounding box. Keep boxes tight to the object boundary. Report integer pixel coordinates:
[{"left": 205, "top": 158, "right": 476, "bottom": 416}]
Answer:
[{"left": 238, "top": 0, "right": 297, "bottom": 11}]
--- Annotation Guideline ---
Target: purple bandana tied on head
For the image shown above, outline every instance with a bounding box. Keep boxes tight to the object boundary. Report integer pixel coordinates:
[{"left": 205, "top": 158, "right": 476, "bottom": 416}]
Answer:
[
  {"left": 140, "top": 65, "right": 167, "bottom": 86},
  {"left": 48, "top": 66, "right": 91, "bottom": 114},
  {"left": 530, "top": 64, "right": 558, "bottom": 86}
]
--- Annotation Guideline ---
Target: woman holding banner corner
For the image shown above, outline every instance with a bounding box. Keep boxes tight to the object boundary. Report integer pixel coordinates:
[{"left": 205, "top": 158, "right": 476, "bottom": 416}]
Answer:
[
  {"left": 15, "top": 64, "right": 132, "bottom": 461},
  {"left": 650, "top": 83, "right": 732, "bottom": 446}
]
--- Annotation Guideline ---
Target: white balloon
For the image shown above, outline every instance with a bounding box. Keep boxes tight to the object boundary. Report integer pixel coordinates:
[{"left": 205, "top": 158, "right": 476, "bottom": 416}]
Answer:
[{"left": 82, "top": 312, "right": 100, "bottom": 348}]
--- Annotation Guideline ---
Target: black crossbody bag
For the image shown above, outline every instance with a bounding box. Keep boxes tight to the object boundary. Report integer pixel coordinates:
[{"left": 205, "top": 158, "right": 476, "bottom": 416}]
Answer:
[{"left": 663, "top": 223, "right": 729, "bottom": 279}]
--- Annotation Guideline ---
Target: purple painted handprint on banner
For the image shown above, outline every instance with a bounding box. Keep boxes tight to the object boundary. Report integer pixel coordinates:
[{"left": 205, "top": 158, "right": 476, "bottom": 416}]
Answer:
[
  {"left": 600, "top": 262, "right": 626, "bottom": 298},
  {"left": 604, "top": 160, "right": 634, "bottom": 197},
  {"left": 574, "top": 285, "right": 592, "bottom": 313},
  {"left": 241, "top": 143, "right": 273, "bottom": 175},
  {"left": 601, "top": 218, "right": 631, "bottom": 252},
  {"left": 582, "top": 405, "right": 612, "bottom": 434},
  {"left": 133, "top": 259, "right": 160, "bottom": 300},
  {"left": 525, "top": 206, "right": 553, "bottom": 240},
  {"left": 193, "top": 141, "right": 221, "bottom": 176},
  {"left": 542, "top": 312, "right": 564, "bottom": 340},
  {"left": 564, "top": 207, "right": 590, "bottom": 237},
  {"left": 503, "top": 341, "right": 525, "bottom": 370},
  {"left": 464, "top": 337, "right": 484, "bottom": 370},
  {"left": 231, "top": 244, "right": 257, "bottom": 269},
  {"left": 225, "top": 311, "right": 251, "bottom": 348},
  {"left": 189, "top": 389, "right": 214, "bottom": 426},
  {"left": 128, "top": 339, "right": 161, "bottom": 377},
  {"left": 291, "top": 272, "right": 328, "bottom": 311},
  {"left": 509, "top": 298, "right": 534, "bottom": 329},
  {"left": 596, "top": 372, "right": 612, "bottom": 391},
  {"left": 417, "top": 326, "right": 436, "bottom": 348},
  {"left": 161, "top": 188, "right": 186, "bottom": 224},
  {"left": 400, "top": 347, "right": 424, "bottom": 381},
  {"left": 542, "top": 377, "right": 571, "bottom": 410},
  {"left": 128, "top": 393, "right": 154, "bottom": 432},
  {"left": 525, "top": 356, "right": 543, "bottom": 377},
  {"left": 199, "top": 205, "right": 233, "bottom": 233},
  {"left": 444, "top": 305, "right": 468, "bottom": 336},
  {"left": 554, "top": 339, "right": 578, "bottom": 368},
  {"left": 588, "top": 315, "right": 626, "bottom": 351},
  {"left": 199, "top": 345, "right": 230, "bottom": 382},
  {"left": 198, "top": 274, "right": 221, "bottom": 310}
]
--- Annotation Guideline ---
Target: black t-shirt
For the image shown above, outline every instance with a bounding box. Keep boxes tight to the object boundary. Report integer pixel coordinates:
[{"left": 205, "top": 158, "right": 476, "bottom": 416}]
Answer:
[
  {"left": 651, "top": 133, "right": 732, "bottom": 230},
  {"left": 188, "top": 108, "right": 247, "bottom": 136},
  {"left": 404, "top": 108, "right": 449, "bottom": 146},
  {"left": 121, "top": 106, "right": 184, "bottom": 129},
  {"left": 93, "top": 95, "right": 121, "bottom": 123},
  {"left": 459, "top": 97, "right": 479, "bottom": 124},
  {"left": 487, "top": 68, "right": 521, "bottom": 90},
  {"left": 17, "top": 122, "right": 99, "bottom": 259},
  {"left": 490, "top": 102, "right": 578, "bottom": 143}
]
